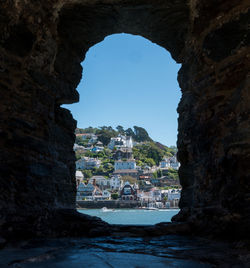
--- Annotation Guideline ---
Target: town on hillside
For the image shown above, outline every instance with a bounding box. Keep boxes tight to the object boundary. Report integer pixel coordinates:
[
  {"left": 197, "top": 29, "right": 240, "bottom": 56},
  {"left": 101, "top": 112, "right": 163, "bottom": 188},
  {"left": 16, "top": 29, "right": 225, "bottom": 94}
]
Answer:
[{"left": 75, "top": 126, "right": 181, "bottom": 209}]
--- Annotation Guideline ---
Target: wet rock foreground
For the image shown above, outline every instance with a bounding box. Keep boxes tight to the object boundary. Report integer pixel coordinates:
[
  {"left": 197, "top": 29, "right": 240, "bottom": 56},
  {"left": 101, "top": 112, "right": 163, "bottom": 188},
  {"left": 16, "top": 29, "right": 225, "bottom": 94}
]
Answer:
[{"left": 1, "top": 235, "right": 249, "bottom": 268}]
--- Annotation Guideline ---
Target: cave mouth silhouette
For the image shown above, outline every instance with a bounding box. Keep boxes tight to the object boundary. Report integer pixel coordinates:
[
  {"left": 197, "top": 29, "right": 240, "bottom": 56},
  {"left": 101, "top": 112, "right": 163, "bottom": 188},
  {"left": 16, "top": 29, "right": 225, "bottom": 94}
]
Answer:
[{"left": 0, "top": 1, "right": 249, "bottom": 242}]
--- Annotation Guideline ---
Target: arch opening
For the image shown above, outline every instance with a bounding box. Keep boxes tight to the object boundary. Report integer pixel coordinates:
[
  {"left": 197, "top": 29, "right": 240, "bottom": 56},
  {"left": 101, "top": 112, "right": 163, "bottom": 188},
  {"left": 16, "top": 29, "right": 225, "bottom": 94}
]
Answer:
[{"left": 63, "top": 33, "right": 182, "bottom": 225}]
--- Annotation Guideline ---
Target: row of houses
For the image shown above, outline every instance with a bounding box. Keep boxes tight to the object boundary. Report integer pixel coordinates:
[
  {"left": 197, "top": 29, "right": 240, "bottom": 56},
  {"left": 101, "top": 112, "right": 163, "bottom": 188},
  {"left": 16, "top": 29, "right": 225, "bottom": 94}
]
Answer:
[
  {"left": 76, "top": 175, "right": 181, "bottom": 204},
  {"left": 76, "top": 157, "right": 101, "bottom": 170},
  {"left": 76, "top": 182, "right": 111, "bottom": 201},
  {"left": 160, "top": 156, "right": 180, "bottom": 170},
  {"left": 76, "top": 172, "right": 124, "bottom": 190},
  {"left": 74, "top": 141, "right": 105, "bottom": 153},
  {"left": 76, "top": 133, "right": 98, "bottom": 144}
]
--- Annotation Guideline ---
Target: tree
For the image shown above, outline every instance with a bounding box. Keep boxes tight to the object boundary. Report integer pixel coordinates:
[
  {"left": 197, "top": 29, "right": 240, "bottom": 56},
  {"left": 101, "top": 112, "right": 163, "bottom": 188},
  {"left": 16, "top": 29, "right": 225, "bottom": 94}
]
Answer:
[
  {"left": 145, "top": 158, "right": 156, "bottom": 167},
  {"left": 152, "top": 171, "right": 158, "bottom": 179},
  {"left": 157, "top": 169, "right": 163, "bottom": 178},
  {"left": 133, "top": 126, "right": 152, "bottom": 142},
  {"left": 98, "top": 131, "right": 113, "bottom": 146},
  {"left": 116, "top": 125, "right": 125, "bottom": 134},
  {"left": 111, "top": 193, "right": 119, "bottom": 200},
  {"left": 83, "top": 170, "right": 92, "bottom": 179},
  {"left": 125, "top": 128, "right": 135, "bottom": 138}
]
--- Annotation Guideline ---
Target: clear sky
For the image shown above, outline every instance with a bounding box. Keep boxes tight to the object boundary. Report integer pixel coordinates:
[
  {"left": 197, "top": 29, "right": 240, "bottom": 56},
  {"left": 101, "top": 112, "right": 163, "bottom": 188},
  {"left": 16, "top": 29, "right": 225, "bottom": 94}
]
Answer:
[{"left": 63, "top": 33, "right": 182, "bottom": 146}]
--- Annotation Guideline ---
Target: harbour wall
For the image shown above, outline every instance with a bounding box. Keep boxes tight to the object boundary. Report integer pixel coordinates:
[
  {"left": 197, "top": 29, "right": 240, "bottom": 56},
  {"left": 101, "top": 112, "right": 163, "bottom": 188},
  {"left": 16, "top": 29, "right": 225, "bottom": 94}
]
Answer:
[
  {"left": 76, "top": 200, "right": 179, "bottom": 209},
  {"left": 77, "top": 200, "right": 140, "bottom": 209}
]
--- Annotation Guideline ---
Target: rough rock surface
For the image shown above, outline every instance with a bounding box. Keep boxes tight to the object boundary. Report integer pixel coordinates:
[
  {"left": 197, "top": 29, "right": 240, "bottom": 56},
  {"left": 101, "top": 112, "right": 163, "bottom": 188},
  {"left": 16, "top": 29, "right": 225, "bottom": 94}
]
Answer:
[
  {"left": 1, "top": 236, "right": 249, "bottom": 268},
  {"left": 0, "top": 0, "right": 249, "bottom": 241}
]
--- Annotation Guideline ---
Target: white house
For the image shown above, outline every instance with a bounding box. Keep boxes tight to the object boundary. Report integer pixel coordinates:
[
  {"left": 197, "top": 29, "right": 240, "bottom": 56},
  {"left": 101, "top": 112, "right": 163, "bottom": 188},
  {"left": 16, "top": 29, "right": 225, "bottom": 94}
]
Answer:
[
  {"left": 76, "top": 182, "right": 103, "bottom": 201},
  {"left": 167, "top": 189, "right": 181, "bottom": 201},
  {"left": 89, "top": 176, "right": 109, "bottom": 189},
  {"left": 75, "top": 170, "right": 84, "bottom": 187},
  {"left": 114, "top": 159, "right": 136, "bottom": 170},
  {"left": 88, "top": 135, "right": 98, "bottom": 144},
  {"left": 150, "top": 189, "right": 162, "bottom": 201},
  {"left": 160, "top": 156, "right": 180, "bottom": 170},
  {"left": 137, "top": 191, "right": 153, "bottom": 202},
  {"left": 76, "top": 157, "right": 101, "bottom": 170},
  {"left": 124, "top": 136, "right": 133, "bottom": 148},
  {"left": 160, "top": 158, "right": 171, "bottom": 168},
  {"left": 109, "top": 175, "right": 123, "bottom": 190},
  {"left": 102, "top": 190, "right": 111, "bottom": 200},
  {"left": 108, "top": 135, "right": 133, "bottom": 150},
  {"left": 170, "top": 162, "right": 180, "bottom": 170},
  {"left": 169, "top": 156, "right": 180, "bottom": 170}
]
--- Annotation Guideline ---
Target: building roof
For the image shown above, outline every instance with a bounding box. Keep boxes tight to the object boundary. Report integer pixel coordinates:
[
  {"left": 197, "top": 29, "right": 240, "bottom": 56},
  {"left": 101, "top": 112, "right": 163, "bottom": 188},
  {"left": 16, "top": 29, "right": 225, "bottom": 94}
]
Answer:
[
  {"left": 75, "top": 170, "right": 83, "bottom": 178},
  {"left": 115, "top": 159, "right": 135, "bottom": 163},
  {"left": 113, "top": 169, "right": 138, "bottom": 174},
  {"left": 91, "top": 176, "right": 106, "bottom": 179}
]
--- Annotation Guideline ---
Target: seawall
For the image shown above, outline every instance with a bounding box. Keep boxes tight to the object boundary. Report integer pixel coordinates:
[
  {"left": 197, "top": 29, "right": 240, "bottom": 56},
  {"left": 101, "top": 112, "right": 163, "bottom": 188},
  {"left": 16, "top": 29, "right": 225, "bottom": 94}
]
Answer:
[{"left": 77, "top": 200, "right": 141, "bottom": 209}]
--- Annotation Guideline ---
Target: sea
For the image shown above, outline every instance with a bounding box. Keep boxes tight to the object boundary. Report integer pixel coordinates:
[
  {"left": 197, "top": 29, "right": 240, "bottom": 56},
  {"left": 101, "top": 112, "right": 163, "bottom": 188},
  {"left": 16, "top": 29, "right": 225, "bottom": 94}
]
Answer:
[{"left": 78, "top": 208, "right": 179, "bottom": 225}]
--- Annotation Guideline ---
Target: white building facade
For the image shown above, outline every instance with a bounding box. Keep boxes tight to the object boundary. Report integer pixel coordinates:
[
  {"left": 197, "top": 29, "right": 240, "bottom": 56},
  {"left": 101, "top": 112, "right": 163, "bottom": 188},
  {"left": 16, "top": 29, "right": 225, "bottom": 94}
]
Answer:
[
  {"left": 114, "top": 160, "right": 136, "bottom": 171},
  {"left": 109, "top": 175, "right": 123, "bottom": 190},
  {"left": 160, "top": 158, "right": 171, "bottom": 168},
  {"left": 75, "top": 170, "right": 84, "bottom": 187},
  {"left": 76, "top": 157, "right": 101, "bottom": 170},
  {"left": 108, "top": 135, "right": 133, "bottom": 150},
  {"left": 89, "top": 176, "right": 110, "bottom": 189},
  {"left": 160, "top": 155, "right": 180, "bottom": 170}
]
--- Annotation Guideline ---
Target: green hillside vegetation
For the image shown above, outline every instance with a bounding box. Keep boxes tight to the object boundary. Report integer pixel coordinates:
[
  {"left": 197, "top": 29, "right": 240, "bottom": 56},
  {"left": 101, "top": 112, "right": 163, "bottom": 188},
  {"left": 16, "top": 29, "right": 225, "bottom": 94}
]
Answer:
[
  {"left": 75, "top": 125, "right": 178, "bottom": 177},
  {"left": 133, "top": 142, "right": 176, "bottom": 166}
]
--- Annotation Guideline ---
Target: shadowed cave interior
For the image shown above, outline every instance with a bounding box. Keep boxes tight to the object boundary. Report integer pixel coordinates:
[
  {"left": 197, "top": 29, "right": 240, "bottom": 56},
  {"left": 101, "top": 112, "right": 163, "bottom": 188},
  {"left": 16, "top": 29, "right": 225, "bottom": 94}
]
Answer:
[{"left": 0, "top": 0, "right": 249, "bottom": 254}]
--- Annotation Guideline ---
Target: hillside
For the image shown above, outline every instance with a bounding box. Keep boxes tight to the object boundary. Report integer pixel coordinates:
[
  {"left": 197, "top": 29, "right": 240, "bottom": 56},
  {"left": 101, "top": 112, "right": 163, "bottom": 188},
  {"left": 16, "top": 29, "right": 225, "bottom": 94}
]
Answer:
[{"left": 75, "top": 125, "right": 178, "bottom": 178}]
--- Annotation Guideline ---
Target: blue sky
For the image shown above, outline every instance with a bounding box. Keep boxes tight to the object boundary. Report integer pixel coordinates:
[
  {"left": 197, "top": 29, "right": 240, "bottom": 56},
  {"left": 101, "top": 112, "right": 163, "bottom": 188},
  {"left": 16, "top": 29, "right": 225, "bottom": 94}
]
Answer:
[{"left": 63, "top": 33, "right": 181, "bottom": 146}]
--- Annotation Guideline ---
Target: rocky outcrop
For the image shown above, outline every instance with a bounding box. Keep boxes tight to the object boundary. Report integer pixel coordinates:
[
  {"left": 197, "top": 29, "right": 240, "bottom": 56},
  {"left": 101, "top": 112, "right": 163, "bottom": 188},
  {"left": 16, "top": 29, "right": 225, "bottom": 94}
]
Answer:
[{"left": 0, "top": 0, "right": 249, "bottom": 240}]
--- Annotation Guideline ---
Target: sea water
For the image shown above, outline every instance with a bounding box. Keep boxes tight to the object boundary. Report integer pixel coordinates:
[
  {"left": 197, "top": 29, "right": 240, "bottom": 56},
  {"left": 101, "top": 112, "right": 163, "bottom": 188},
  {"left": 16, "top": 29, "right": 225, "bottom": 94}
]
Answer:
[{"left": 78, "top": 208, "right": 179, "bottom": 225}]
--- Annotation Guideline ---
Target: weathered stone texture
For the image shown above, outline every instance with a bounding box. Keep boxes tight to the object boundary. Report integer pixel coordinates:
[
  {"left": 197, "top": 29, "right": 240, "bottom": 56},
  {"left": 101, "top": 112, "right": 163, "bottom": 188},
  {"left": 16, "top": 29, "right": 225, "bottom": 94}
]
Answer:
[{"left": 0, "top": 0, "right": 249, "bottom": 240}]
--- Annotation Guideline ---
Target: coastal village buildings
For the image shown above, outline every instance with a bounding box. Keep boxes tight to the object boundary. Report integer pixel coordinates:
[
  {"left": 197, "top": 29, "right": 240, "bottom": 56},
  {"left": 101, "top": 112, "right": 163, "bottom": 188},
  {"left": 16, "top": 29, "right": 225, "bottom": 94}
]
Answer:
[
  {"left": 92, "top": 141, "right": 104, "bottom": 152},
  {"left": 76, "top": 157, "right": 101, "bottom": 170},
  {"left": 75, "top": 173, "right": 181, "bottom": 206},
  {"left": 76, "top": 182, "right": 111, "bottom": 201},
  {"left": 75, "top": 170, "right": 84, "bottom": 187},
  {"left": 120, "top": 182, "right": 137, "bottom": 201},
  {"left": 160, "top": 156, "right": 180, "bottom": 170},
  {"left": 113, "top": 148, "right": 133, "bottom": 160},
  {"left": 165, "top": 189, "right": 181, "bottom": 201},
  {"left": 76, "top": 133, "right": 98, "bottom": 145},
  {"left": 89, "top": 176, "right": 109, "bottom": 190},
  {"left": 109, "top": 175, "right": 123, "bottom": 190},
  {"left": 160, "top": 158, "right": 171, "bottom": 168},
  {"left": 75, "top": 131, "right": 181, "bottom": 207},
  {"left": 113, "top": 169, "right": 138, "bottom": 178},
  {"left": 114, "top": 159, "right": 136, "bottom": 170},
  {"left": 73, "top": 143, "right": 86, "bottom": 151},
  {"left": 108, "top": 135, "right": 133, "bottom": 150},
  {"left": 88, "top": 135, "right": 98, "bottom": 144},
  {"left": 76, "top": 182, "right": 97, "bottom": 201}
]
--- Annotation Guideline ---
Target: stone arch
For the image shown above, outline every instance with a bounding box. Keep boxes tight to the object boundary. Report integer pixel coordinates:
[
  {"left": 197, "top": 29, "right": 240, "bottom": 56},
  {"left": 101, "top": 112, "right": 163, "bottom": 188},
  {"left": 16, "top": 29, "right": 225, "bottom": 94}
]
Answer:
[{"left": 0, "top": 0, "right": 249, "bottom": 240}]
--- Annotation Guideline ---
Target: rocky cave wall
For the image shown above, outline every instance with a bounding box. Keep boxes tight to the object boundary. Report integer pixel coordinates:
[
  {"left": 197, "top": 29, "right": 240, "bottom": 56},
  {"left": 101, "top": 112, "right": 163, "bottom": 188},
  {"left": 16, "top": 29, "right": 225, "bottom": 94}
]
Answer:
[{"left": 0, "top": 0, "right": 249, "bottom": 239}]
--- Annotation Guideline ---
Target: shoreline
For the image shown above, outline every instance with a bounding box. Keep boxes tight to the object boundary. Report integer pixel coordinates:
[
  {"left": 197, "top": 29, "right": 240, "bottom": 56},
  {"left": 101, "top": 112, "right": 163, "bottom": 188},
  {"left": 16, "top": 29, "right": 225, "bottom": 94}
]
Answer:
[{"left": 76, "top": 200, "right": 179, "bottom": 209}]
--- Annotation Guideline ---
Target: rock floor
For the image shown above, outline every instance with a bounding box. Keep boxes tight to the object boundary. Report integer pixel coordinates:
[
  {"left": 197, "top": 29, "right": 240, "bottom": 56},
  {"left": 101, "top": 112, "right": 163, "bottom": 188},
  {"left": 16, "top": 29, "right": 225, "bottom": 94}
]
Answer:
[{"left": 0, "top": 235, "right": 249, "bottom": 267}]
